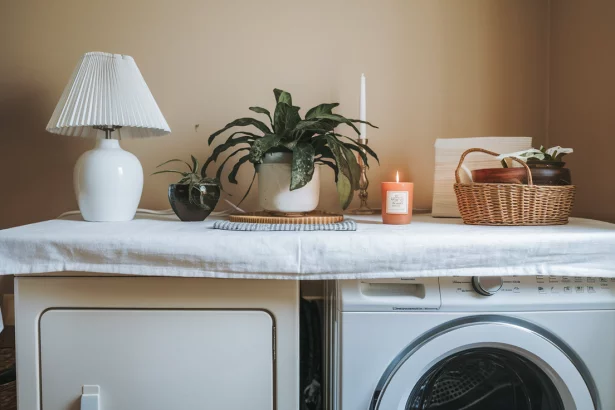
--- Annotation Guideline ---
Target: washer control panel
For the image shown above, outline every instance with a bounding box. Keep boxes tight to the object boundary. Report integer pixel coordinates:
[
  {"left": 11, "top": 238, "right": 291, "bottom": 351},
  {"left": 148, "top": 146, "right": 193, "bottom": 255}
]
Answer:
[{"left": 439, "top": 276, "right": 615, "bottom": 311}]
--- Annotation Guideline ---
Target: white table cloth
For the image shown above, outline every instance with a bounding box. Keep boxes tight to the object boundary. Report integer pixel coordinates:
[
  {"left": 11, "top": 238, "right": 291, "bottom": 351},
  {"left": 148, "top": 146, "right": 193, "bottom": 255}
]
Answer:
[{"left": 0, "top": 214, "right": 614, "bottom": 280}]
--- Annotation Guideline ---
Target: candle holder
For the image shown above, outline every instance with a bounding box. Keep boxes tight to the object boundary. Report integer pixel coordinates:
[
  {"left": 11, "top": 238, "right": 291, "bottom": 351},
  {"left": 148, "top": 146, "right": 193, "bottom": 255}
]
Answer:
[{"left": 350, "top": 139, "right": 380, "bottom": 215}]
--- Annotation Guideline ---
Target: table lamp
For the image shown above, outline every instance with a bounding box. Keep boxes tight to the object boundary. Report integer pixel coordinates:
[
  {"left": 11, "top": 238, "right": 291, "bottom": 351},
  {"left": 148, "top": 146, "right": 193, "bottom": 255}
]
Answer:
[{"left": 46, "top": 52, "right": 171, "bottom": 221}]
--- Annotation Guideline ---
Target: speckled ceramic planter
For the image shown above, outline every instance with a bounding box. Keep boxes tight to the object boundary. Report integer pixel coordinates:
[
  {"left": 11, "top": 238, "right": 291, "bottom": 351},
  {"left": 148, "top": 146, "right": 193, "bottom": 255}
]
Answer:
[{"left": 257, "top": 153, "right": 320, "bottom": 214}]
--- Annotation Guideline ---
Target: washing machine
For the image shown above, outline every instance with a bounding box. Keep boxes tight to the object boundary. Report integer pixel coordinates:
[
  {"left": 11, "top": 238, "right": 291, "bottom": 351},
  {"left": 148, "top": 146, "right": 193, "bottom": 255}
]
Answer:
[{"left": 325, "top": 276, "right": 615, "bottom": 410}]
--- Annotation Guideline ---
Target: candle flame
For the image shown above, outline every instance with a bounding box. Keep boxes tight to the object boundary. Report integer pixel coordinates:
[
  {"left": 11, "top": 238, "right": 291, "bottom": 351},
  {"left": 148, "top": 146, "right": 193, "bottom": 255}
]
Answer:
[{"left": 396, "top": 171, "right": 399, "bottom": 183}]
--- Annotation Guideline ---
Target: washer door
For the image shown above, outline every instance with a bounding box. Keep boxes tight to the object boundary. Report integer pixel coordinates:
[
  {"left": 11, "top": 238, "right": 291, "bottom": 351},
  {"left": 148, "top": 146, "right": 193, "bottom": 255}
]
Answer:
[{"left": 373, "top": 316, "right": 597, "bottom": 410}]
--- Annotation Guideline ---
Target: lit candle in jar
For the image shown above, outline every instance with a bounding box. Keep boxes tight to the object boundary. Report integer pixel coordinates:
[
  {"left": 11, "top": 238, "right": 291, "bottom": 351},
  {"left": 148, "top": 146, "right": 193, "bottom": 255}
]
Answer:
[{"left": 381, "top": 171, "right": 413, "bottom": 225}]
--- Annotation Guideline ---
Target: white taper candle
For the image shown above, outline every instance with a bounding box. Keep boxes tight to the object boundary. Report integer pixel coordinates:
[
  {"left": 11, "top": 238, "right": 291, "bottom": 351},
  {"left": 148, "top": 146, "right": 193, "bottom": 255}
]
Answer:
[{"left": 359, "top": 73, "right": 367, "bottom": 140}]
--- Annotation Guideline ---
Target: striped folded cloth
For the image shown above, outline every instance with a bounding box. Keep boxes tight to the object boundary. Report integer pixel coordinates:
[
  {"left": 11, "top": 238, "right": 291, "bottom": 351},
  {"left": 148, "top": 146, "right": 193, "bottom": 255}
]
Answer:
[{"left": 213, "top": 220, "right": 357, "bottom": 231}]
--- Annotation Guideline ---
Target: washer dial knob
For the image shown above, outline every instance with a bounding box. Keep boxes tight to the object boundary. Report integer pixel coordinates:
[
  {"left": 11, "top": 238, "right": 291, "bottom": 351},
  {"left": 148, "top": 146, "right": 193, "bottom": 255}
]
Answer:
[{"left": 472, "top": 276, "right": 503, "bottom": 296}]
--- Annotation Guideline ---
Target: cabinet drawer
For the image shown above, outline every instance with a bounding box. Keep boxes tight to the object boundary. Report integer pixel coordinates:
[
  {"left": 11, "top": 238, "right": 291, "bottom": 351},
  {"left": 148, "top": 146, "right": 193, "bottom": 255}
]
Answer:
[{"left": 40, "top": 309, "right": 274, "bottom": 410}]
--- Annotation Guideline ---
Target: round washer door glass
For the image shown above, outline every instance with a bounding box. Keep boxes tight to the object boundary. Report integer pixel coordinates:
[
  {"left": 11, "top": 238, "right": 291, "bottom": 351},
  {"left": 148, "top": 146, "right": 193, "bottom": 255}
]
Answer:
[
  {"left": 373, "top": 318, "right": 596, "bottom": 410},
  {"left": 407, "top": 348, "right": 562, "bottom": 409}
]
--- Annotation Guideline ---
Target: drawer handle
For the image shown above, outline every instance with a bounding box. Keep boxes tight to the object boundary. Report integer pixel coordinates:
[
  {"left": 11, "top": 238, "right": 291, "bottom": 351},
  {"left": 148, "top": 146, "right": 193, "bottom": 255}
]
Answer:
[{"left": 81, "top": 385, "right": 100, "bottom": 410}]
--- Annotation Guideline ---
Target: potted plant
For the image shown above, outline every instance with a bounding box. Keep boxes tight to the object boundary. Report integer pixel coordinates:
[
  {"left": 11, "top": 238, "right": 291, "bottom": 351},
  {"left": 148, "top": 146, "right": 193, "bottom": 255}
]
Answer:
[
  {"left": 202, "top": 89, "right": 379, "bottom": 213},
  {"left": 153, "top": 156, "right": 221, "bottom": 221},
  {"left": 472, "top": 146, "right": 573, "bottom": 186},
  {"left": 497, "top": 146, "right": 573, "bottom": 168}
]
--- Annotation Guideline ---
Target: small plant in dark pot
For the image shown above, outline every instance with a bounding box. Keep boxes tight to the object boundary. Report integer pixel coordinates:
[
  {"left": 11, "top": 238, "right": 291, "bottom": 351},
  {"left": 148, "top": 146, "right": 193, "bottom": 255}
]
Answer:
[
  {"left": 154, "top": 156, "right": 220, "bottom": 221},
  {"left": 495, "top": 146, "right": 573, "bottom": 185}
]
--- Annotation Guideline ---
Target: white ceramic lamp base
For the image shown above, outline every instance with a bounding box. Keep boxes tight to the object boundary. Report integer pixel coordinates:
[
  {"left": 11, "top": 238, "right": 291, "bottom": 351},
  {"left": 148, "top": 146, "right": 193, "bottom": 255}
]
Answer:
[{"left": 74, "top": 139, "right": 143, "bottom": 222}]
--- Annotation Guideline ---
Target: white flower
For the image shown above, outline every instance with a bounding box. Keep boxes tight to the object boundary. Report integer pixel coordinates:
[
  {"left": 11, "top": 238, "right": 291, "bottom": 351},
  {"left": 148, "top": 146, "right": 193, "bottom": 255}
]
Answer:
[
  {"left": 496, "top": 149, "right": 545, "bottom": 162},
  {"left": 545, "top": 146, "right": 573, "bottom": 160}
]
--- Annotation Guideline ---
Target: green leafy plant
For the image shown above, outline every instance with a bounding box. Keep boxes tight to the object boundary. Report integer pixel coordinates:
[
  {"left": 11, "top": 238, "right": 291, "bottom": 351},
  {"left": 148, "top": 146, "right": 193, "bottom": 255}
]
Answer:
[
  {"left": 497, "top": 146, "right": 573, "bottom": 168},
  {"left": 153, "top": 155, "right": 220, "bottom": 209},
  {"left": 202, "top": 88, "right": 379, "bottom": 209}
]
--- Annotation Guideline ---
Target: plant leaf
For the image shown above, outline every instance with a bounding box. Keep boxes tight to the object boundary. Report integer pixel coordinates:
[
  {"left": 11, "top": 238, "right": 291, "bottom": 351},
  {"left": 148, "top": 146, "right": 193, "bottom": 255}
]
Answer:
[
  {"left": 313, "top": 113, "right": 361, "bottom": 135},
  {"left": 336, "top": 173, "right": 354, "bottom": 210},
  {"left": 316, "top": 159, "right": 338, "bottom": 182},
  {"left": 325, "top": 135, "right": 361, "bottom": 191},
  {"left": 274, "top": 89, "right": 292, "bottom": 105},
  {"left": 313, "top": 137, "right": 331, "bottom": 157},
  {"left": 337, "top": 134, "right": 380, "bottom": 164},
  {"left": 290, "top": 119, "right": 336, "bottom": 143},
  {"left": 156, "top": 159, "right": 191, "bottom": 170},
  {"left": 208, "top": 118, "right": 271, "bottom": 145},
  {"left": 215, "top": 148, "right": 250, "bottom": 191},
  {"left": 290, "top": 143, "right": 315, "bottom": 190},
  {"left": 339, "top": 143, "right": 361, "bottom": 190},
  {"left": 190, "top": 155, "right": 199, "bottom": 173},
  {"left": 249, "top": 134, "right": 282, "bottom": 163},
  {"left": 280, "top": 139, "right": 300, "bottom": 151},
  {"left": 305, "top": 103, "right": 339, "bottom": 119},
  {"left": 273, "top": 102, "right": 301, "bottom": 134},
  {"left": 228, "top": 154, "right": 251, "bottom": 184},
  {"left": 349, "top": 119, "right": 379, "bottom": 129},
  {"left": 343, "top": 143, "right": 370, "bottom": 169},
  {"left": 324, "top": 136, "right": 351, "bottom": 182},
  {"left": 249, "top": 106, "right": 273, "bottom": 127},
  {"left": 313, "top": 138, "right": 348, "bottom": 196},
  {"left": 352, "top": 139, "right": 380, "bottom": 165},
  {"left": 151, "top": 170, "right": 190, "bottom": 177},
  {"left": 293, "top": 119, "right": 336, "bottom": 136},
  {"left": 202, "top": 134, "right": 255, "bottom": 177},
  {"left": 238, "top": 170, "right": 257, "bottom": 206}
]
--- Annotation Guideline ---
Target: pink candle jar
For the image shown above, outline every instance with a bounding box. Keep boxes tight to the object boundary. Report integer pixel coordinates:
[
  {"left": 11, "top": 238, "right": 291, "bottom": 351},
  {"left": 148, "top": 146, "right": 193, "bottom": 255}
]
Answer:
[{"left": 381, "top": 171, "right": 413, "bottom": 225}]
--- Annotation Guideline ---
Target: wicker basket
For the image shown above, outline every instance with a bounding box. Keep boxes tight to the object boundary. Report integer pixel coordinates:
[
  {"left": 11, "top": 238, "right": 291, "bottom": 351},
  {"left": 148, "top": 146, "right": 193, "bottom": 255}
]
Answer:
[{"left": 453, "top": 148, "right": 576, "bottom": 226}]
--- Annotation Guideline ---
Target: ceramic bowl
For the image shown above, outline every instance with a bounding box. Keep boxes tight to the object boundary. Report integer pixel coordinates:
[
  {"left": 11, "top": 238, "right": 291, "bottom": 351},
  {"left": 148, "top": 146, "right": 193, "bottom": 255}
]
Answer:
[{"left": 471, "top": 167, "right": 572, "bottom": 185}]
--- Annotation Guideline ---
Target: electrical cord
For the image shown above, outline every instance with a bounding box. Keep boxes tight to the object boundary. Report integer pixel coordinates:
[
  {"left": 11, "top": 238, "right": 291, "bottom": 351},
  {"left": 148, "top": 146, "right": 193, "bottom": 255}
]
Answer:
[{"left": 56, "top": 200, "right": 246, "bottom": 220}]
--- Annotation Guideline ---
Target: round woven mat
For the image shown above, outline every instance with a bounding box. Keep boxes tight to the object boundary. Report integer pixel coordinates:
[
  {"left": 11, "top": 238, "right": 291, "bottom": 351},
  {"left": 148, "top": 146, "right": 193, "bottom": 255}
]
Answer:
[{"left": 229, "top": 211, "right": 343, "bottom": 225}]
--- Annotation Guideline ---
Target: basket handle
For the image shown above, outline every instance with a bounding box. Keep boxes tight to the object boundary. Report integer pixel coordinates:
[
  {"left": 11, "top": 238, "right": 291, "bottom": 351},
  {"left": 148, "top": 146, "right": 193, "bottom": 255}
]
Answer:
[{"left": 455, "top": 148, "right": 533, "bottom": 185}]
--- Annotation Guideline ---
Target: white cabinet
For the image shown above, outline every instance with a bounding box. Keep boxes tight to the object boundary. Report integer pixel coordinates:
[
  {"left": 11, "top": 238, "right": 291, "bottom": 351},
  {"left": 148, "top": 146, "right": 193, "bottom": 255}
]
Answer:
[
  {"left": 40, "top": 310, "right": 274, "bottom": 410},
  {"left": 15, "top": 276, "right": 299, "bottom": 410}
]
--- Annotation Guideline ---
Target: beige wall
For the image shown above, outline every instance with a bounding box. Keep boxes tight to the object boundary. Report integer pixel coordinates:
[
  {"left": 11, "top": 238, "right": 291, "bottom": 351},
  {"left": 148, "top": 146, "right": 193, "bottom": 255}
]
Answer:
[
  {"left": 0, "top": 0, "right": 549, "bottom": 229},
  {"left": 549, "top": 0, "right": 615, "bottom": 223}
]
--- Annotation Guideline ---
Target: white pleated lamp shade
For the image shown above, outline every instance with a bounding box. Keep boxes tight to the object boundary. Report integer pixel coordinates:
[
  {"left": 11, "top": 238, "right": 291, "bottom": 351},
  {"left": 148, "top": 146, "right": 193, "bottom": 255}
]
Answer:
[{"left": 46, "top": 52, "right": 171, "bottom": 138}]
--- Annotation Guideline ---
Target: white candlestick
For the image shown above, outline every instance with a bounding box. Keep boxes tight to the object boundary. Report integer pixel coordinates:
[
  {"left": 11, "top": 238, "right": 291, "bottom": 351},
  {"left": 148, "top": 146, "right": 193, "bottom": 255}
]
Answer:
[{"left": 359, "top": 73, "right": 367, "bottom": 140}]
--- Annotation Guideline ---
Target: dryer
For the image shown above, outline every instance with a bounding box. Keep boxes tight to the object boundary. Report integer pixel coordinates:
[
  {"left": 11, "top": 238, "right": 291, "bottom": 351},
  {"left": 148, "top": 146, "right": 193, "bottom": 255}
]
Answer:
[
  {"left": 15, "top": 275, "right": 299, "bottom": 410},
  {"left": 326, "top": 276, "right": 615, "bottom": 410}
]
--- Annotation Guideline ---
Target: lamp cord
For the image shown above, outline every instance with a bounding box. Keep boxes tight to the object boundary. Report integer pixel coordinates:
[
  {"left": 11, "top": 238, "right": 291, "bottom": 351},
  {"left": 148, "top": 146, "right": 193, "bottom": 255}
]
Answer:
[{"left": 56, "top": 199, "right": 245, "bottom": 220}]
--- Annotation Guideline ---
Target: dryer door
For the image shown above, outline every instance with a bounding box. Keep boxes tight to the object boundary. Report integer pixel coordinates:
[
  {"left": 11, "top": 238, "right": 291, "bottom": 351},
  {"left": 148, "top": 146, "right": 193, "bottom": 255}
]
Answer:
[
  {"left": 40, "top": 309, "right": 275, "bottom": 410},
  {"left": 373, "top": 316, "right": 596, "bottom": 410}
]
